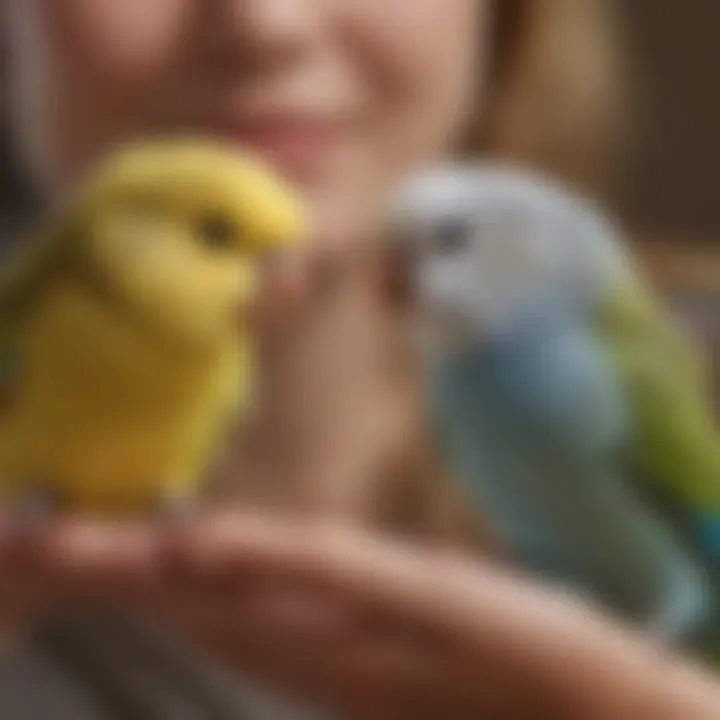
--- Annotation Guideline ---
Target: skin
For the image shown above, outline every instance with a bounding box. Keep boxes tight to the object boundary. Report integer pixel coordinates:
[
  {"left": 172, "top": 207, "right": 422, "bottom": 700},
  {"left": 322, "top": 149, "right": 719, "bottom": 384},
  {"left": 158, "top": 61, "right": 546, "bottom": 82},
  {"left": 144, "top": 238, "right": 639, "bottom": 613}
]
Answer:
[
  {"left": 2, "top": 0, "right": 720, "bottom": 716},
  {"left": 5, "top": 515, "right": 720, "bottom": 719},
  {"left": 5, "top": 0, "right": 484, "bottom": 248}
]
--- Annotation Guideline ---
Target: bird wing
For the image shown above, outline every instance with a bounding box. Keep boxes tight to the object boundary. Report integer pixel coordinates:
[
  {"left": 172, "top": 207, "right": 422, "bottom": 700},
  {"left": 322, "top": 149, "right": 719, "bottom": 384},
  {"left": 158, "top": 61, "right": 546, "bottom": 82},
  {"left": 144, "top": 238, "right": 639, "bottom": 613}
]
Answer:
[
  {"left": 0, "top": 216, "right": 76, "bottom": 319},
  {"left": 595, "top": 274, "right": 720, "bottom": 555},
  {"left": 199, "top": 339, "right": 252, "bottom": 465},
  {"left": 0, "top": 323, "right": 19, "bottom": 415},
  {"left": 216, "top": 341, "right": 252, "bottom": 440},
  {"left": 0, "top": 218, "right": 76, "bottom": 413}
]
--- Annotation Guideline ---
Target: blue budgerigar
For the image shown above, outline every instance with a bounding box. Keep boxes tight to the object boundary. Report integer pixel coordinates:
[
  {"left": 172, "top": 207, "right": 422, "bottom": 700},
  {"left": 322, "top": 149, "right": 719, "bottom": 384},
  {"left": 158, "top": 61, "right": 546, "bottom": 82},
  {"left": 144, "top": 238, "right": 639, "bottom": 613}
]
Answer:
[{"left": 388, "top": 164, "right": 720, "bottom": 651}]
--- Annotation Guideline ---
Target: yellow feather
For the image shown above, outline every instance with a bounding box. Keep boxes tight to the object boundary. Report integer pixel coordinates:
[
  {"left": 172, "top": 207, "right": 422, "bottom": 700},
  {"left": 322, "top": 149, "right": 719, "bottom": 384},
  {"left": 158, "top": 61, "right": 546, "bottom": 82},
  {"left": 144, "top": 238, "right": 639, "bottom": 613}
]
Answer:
[
  {"left": 0, "top": 278, "right": 247, "bottom": 515},
  {"left": 0, "top": 139, "right": 301, "bottom": 516}
]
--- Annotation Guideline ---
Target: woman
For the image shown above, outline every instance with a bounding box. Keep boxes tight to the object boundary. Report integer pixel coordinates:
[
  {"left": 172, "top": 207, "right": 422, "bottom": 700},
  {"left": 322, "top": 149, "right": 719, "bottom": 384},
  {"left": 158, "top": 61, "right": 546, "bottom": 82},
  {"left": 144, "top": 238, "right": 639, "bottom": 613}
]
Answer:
[{"left": 1, "top": 0, "right": 718, "bottom": 718}]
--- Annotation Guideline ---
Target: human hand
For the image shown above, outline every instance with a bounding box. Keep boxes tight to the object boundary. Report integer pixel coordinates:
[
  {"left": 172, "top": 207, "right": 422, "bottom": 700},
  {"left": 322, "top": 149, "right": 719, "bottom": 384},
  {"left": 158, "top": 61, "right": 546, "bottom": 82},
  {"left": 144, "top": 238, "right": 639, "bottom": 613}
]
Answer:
[
  {"left": 14, "top": 513, "right": 720, "bottom": 720},
  {"left": 145, "top": 514, "right": 720, "bottom": 720},
  {"left": 0, "top": 514, "right": 570, "bottom": 715}
]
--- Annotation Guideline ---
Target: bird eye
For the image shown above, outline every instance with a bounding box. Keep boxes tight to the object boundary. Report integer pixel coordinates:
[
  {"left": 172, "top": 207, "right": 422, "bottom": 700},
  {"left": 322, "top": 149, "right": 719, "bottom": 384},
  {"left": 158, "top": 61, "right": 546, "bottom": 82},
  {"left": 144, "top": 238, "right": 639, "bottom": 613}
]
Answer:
[
  {"left": 433, "top": 218, "right": 470, "bottom": 254},
  {"left": 197, "top": 214, "right": 237, "bottom": 250}
]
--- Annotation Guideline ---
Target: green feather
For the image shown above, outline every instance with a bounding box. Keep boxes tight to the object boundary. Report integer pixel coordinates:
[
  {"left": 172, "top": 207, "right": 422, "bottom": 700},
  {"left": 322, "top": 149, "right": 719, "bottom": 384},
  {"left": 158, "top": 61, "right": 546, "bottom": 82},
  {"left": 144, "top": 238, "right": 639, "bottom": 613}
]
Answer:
[{"left": 596, "top": 278, "right": 720, "bottom": 511}]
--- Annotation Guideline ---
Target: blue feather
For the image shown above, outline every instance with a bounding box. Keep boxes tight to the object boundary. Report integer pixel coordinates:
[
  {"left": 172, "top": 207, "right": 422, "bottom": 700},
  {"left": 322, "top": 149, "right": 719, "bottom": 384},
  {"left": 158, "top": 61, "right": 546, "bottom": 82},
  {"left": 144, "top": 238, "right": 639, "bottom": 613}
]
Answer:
[{"left": 431, "top": 317, "right": 715, "bottom": 639}]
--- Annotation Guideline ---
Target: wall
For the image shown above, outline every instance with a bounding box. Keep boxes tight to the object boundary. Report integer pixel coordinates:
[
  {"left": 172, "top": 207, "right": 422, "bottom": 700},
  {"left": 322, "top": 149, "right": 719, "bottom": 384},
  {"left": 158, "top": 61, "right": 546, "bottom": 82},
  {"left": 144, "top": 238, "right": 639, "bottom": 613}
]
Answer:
[{"left": 616, "top": 0, "right": 720, "bottom": 242}]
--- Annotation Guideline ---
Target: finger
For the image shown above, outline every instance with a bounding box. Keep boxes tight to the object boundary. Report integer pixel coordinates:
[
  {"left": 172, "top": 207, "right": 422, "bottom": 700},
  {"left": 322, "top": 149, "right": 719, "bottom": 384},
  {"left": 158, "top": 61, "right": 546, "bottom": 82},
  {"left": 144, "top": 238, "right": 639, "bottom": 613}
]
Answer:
[
  {"left": 169, "top": 513, "right": 457, "bottom": 611},
  {"left": 157, "top": 589, "right": 358, "bottom": 712},
  {"left": 168, "top": 513, "right": 596, "bottom": 647},
  {"left": 165, "top": 512, "right": 476, "bottom": 660},
  {"left": 35, "top": 519, "right": 162, "bottom": 603},
  {"left": 0, "top": 513, "right": 62, "bottom": 620},
  {"left": 191, "top": 611, "right": 477, "bottom": 719},
  {"left": 156, "top": 576, "right": 360, "bottom": 642}
]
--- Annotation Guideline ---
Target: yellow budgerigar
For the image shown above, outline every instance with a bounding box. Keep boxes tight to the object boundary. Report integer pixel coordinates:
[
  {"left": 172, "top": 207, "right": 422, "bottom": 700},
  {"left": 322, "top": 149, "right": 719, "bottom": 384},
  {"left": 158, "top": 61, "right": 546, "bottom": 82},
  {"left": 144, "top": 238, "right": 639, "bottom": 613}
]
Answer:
[{"left": 0, "top": 139, "right": 303, "bottom": 516}]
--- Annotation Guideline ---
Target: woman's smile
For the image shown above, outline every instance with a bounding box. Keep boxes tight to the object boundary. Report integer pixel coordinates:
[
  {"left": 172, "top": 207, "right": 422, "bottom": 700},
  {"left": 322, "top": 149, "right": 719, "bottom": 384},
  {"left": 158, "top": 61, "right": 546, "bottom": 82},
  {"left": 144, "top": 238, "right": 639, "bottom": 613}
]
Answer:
[{"left": 194, "top": 110, "right": 349, "bottom": 180}]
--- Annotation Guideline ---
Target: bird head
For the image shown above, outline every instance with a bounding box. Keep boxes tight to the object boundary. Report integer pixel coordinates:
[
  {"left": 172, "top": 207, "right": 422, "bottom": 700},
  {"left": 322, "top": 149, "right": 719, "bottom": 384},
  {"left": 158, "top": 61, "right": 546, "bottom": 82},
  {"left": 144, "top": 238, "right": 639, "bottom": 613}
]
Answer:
[
  {"left": 387, "top": 164, "right": 611, "bottom": 352},
  {"left": 68, "top": 138, "right": 304, "bottom": 348}
]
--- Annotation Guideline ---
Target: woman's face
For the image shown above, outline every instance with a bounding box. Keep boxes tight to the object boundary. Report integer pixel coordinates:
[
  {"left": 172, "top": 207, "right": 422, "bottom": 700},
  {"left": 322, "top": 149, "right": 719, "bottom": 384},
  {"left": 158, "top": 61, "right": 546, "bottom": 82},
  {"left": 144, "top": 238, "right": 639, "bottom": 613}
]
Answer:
[{"left": 4, "top": 0, "right": 489, "bottom": 248}]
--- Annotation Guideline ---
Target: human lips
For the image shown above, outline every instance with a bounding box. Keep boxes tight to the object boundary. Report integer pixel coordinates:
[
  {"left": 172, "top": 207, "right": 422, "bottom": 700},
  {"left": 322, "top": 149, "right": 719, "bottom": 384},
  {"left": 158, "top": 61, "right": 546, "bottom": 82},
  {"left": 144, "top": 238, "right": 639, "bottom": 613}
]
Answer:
[{"left": 200, "top": 112, "right": 344, "bottom": 177}]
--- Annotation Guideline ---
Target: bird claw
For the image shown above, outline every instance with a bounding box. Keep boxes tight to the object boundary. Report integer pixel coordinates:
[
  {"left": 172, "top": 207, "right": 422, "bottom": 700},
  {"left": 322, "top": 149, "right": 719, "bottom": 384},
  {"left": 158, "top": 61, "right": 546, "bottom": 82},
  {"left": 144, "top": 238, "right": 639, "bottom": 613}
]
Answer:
[
  {"left": 5, "top": 485, "right": 56, "bottom": 532},
  {"left": 157, "top": 487, "right": 196, "bottom": 528}
]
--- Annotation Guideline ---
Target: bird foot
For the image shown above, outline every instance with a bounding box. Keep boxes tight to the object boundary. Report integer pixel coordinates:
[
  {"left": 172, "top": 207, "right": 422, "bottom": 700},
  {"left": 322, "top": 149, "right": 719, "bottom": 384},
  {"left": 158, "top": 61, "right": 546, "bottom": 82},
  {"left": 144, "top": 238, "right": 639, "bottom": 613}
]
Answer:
[
  {"left": 157, "top": 486, "right": 197, "bottom": 528},
  {"left": 5, "top": 485, "right": 57, "bottom": 532}
]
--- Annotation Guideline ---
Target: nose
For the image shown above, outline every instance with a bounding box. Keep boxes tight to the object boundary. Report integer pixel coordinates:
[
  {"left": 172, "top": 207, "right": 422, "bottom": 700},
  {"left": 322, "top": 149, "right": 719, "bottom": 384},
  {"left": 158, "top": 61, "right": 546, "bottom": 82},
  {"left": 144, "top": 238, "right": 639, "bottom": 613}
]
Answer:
[{"left": 202, "top": 0, "right": 322, "bottom": 72}]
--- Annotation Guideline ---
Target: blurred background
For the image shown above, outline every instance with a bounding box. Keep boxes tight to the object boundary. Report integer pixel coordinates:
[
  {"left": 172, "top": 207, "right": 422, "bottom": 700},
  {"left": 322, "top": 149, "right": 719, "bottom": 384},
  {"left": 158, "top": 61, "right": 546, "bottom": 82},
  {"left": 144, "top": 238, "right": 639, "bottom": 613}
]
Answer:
[
  {"left": 612, "top": 0, "right": 720, "bottom": 386},
  {"left": 617, "top": 0, "right": 719, "bottom": 243}
]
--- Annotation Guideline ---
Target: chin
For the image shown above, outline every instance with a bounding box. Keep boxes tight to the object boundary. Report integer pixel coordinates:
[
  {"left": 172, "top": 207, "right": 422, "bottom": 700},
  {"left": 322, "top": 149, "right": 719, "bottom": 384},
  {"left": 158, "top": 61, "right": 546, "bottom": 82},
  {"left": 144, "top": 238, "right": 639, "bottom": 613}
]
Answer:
[{"left": 296, "top": 160, "right": 387, "bottom": 252}]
